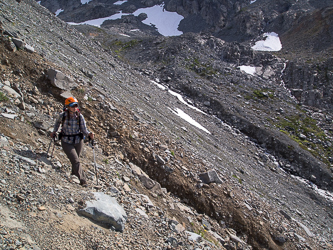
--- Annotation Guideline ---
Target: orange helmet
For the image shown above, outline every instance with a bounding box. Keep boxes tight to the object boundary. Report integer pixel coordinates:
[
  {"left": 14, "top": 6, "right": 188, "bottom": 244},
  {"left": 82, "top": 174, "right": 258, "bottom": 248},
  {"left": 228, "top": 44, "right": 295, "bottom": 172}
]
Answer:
[{"left": 65, "top": 97, "right": 78, "bottom": 107}]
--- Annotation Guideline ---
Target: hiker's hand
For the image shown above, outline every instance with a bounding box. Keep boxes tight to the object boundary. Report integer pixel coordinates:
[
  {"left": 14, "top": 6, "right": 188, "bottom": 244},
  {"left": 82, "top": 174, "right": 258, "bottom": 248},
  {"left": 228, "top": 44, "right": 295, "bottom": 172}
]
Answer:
[
  {"left": 50, "top": 132, "right": 56, "bottom": 138},
  {"left": 89, "top": 133, "right": 94, "bottom": 140}
]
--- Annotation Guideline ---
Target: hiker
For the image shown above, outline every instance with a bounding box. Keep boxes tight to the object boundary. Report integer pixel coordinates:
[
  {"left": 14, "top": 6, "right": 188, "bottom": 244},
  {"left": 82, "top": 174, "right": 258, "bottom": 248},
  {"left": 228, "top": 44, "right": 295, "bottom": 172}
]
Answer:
[{"left": 50, "top": 97, "right": 94, "bottom": 187}]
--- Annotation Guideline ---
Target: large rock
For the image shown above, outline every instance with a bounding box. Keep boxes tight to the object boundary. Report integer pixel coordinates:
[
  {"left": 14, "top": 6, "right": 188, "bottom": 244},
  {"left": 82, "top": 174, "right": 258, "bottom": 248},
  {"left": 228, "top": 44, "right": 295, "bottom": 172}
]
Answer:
[
  {"left": 1, "top": 85, "right": 21, "bottom": 98},
  {"left": 47, "top": 69, "right": 77, "bottom": 90},
  {"left": 199, "top": 169, "right": 223, "bottom": 184},
  {"left": 78, "top": 192, "right": 127, "bottom": 232}
]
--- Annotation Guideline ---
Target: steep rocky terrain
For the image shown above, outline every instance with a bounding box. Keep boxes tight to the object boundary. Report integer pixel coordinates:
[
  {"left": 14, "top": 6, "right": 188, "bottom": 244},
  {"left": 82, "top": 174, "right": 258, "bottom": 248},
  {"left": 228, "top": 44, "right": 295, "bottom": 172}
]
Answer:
[{"left": 0, "top": 0, "right": 333, "bottom": 250}]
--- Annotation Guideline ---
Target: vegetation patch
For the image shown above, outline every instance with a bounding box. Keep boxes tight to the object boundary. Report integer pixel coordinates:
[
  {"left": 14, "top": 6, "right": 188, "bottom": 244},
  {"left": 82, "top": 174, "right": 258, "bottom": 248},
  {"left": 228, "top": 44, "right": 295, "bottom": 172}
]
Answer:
[
  {"left": 185, "top": 57, "right": 218, "bottom": 78},
  {"left": 111, "top": 39, "right": 141, "bottom": 54},
  {"left": 245, "top": 89, "right": 274, "bottom": 100},
  {"left": 275, "top": 115, "right": 332, "bottom": 165},
  {"left": 0, "top": 92, "right": 9, "bottom": 102}
]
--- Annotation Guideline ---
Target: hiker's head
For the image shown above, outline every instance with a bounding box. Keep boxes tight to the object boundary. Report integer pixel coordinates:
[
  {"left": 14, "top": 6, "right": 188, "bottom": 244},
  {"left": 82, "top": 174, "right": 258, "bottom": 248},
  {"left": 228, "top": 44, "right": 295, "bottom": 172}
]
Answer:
[
  {"left": 65, "top": 97, "right": 79, "bottom": 111},
  {"left": 65, "top": 97, "right": 78, "bottom": 107}
]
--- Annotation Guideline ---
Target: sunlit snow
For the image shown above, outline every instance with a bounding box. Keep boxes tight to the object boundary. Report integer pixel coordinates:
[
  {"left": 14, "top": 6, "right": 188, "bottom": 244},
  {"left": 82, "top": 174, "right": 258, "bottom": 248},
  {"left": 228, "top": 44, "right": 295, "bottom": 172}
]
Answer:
[
  {"left": 150, "top": 80, "right": 205, "bottom": 114},
  {"left": 55, "top": 9, "right": 64, "bottom": 16},
  {"left": 68, "top": 5, "right": 183, "bottom": 36},
  {"left": 239, "top": 65, "right": 256, "bottom": 75},
  {"left": 250, "top": 0, "right": 257, "bottom": 3},
  {"left": 81, "top": 0, "right": 93, "bottom": 4},
  {"left": 251, "top": 32, "right": 282, "bottom": 51},
  {"left": 67, "top": 12, "right": 124, "bottom": 27},
  {"left": 150, "top": 80, "right": 166, "bottom": 90},
  {"left": 114, "top": 0, "right": 127, "bottom": 5},
  {"left": 169, "top": 108, "right": 211, "bottom": 134},
  {"left": 133, "top": 5, "right": 183, "bottom": 36},
  {"left": 168, "top": 90, "right": 205, "bottom": 114}
]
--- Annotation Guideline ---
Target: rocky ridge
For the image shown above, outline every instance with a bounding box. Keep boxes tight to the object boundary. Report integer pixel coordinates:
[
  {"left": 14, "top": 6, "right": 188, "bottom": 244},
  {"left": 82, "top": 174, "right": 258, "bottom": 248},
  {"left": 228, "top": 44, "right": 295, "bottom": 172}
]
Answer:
[{"left": 0, "top": 0, "right": 332, "bottom": 249}]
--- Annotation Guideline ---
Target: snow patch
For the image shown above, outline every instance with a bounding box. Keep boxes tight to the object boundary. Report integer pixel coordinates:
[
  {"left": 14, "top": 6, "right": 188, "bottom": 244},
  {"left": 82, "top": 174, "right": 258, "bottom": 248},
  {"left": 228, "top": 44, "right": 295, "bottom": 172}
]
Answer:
[
  {"left": 251, "top": 32, "right": 282, "bottom": 51},
  {"left": 68, "top": 5, "right": 183, "bottom": 37},
  {"left": 169, "top": 108, "right": 211, "bottom": 134},
  {"left": 55, "top": 9, "right": 64, "bottom": 16},
  {"left": 239, "top": 65, "right": 256, "bottom": 75},
  {"left": 81, "top": 0, "right": 93, "bottom": 4},
  {"left": 114, "top": 0, "right": 127, "bottom": 5},
  {"left": 133, "top": 5, "right": 183, "bottom": 36},
  {"left": 150, "top": 80, "right": 166, "bottom": 90}
]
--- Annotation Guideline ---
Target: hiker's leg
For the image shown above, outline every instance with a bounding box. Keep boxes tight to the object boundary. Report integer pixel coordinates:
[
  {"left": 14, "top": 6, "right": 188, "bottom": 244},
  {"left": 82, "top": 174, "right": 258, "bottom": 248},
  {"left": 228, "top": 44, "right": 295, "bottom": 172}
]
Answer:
[
  {"left": 75, "top": 139, "right": 83, "bottom": 157},
  {"left": 74, "top": 140, "right": 86, "bottom": 184},
  {"left": 62, "top": 141, "right": 86, "bottom": 183}
]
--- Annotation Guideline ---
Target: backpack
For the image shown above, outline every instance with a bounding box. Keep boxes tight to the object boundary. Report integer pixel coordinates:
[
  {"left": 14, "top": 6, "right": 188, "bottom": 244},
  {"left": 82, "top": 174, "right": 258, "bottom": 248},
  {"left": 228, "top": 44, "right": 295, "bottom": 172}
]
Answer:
[{"left": 58, "top": 109, "right": 83, "bottom": 141}]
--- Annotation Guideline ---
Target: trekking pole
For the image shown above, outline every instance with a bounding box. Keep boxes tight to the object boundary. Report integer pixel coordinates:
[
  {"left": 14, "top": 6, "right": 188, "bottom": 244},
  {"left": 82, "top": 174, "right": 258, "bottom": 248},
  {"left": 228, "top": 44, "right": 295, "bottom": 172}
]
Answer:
[
  {"left": 91, "top": 139, "right": 98, "bottom": 185},
  {"left": 50, "top": 137, "right": 56, "bottom": 158},
  {"left": 47, "top": 136, "right": 56, "bottom": 158},
  {"left": 46, "top": 138, "right": 53, "bottom": 157}
]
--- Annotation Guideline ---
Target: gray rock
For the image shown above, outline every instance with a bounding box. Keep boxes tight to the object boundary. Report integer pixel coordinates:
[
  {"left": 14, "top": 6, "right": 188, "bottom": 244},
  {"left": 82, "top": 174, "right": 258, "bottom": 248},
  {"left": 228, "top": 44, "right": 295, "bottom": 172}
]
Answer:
[
  {"left": 297, "top": 221, "right": 314, "bottom": 237},
  {"left": 78, "top": 192, "right": 127, "bottom": 232},
  {"left": 155, "top": 155, "right": 165, "bottom": 165},
  {"left": 33, "top": 121, "right": 50, "bottom": 131},
  {"left": 2, "top": 85, "right": 21, "bottom": 98},
  {"left": 60, "top": 90, "right": 73, "bottom": 99},
  {"left": 199, "top": 169, "right": 223, "bottom": 184},
  {"left": 11, "top": 38, "right": 25, "bottom": 49},
  {"left": 139, "top": 175, "right": 155, "bottom": 189},
  {"left": 1, "top": 113, "right": 18, "bottom": 119},
  {"left": 47, "top": 69, "right": 77, "bottom": 90},
  {"left": 15, "top": 155, "right": 37, "bottom": 166},
  {"left": 0, "top": 136, "right": 9, "bottom": 147},
  {"left": 24, "top": 44, "right": 35, "bottom": 53}
]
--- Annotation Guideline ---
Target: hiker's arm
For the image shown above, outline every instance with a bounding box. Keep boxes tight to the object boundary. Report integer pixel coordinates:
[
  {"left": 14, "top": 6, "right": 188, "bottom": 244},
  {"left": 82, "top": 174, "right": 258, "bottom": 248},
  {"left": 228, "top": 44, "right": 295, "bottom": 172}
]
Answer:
[
  {"left": 50, "top": 113, "right": 62, "bottom": 137},
  {"left": 79, "top": 114, "right": 91, "bottom": 138}
]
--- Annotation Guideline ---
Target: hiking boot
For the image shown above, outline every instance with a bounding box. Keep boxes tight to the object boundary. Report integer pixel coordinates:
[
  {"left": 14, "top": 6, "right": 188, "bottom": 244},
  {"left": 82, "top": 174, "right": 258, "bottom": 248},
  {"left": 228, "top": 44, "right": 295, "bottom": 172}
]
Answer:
[{"left": 80, "top": 180, "right": 88, "bottom": 187}]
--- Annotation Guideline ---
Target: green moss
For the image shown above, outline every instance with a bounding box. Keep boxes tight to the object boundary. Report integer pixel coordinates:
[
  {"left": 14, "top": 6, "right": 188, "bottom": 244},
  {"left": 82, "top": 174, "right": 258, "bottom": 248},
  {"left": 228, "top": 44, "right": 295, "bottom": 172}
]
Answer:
[
  {"left": 185, "top": 57, "right": 218, "bottom": 78},
  {"left": 110, "top": 39, "right": 141, "bottom": 54},
  {"left": 253, "top": 89, "right": 274, "bottom": 99},
  {"left": 275, "top": 114, "right": 331, "bottom": 166},
  {"left": 232, "top": 174, "right": 242, "bottom": 184},
  {"left": 0, "top": 92, "right": 9, "bottom": 102}
]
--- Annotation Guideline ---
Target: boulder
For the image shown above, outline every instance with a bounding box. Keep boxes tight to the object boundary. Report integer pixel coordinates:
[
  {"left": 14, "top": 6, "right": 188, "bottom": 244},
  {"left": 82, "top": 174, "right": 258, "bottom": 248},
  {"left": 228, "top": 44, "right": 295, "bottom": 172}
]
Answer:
[
  {"left": 199, "top": 169, "right": 223, "bottom": 184},
  {"left": 47, "top": 69, "right": 77, "bottom": 90},
  {"left": 139, "top": 175, "right": 155, "bottom": 189},
  {"left": 78, "top": 192, "right": 127, "bottom": 232},
  {"left": 11, "top": 38, "right": 25, "bottom": 49},
  {"left": 60, "top": 90, "right": 73, "bottom": 99}
]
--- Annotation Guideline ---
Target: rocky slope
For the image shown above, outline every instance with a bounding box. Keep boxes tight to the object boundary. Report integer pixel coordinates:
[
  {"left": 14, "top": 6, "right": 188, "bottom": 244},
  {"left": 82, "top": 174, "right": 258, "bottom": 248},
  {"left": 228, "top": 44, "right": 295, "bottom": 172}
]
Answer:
[{"left": 0, "top": 0, "right": 333, "bottom": 249}]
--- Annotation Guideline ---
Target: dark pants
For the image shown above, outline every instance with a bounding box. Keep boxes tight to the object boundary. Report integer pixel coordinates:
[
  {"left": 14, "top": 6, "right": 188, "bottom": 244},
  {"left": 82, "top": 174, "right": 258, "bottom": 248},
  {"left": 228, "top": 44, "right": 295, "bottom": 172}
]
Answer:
[{"left": 61, "top": 140, "right": 86, "bottom": 184}]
